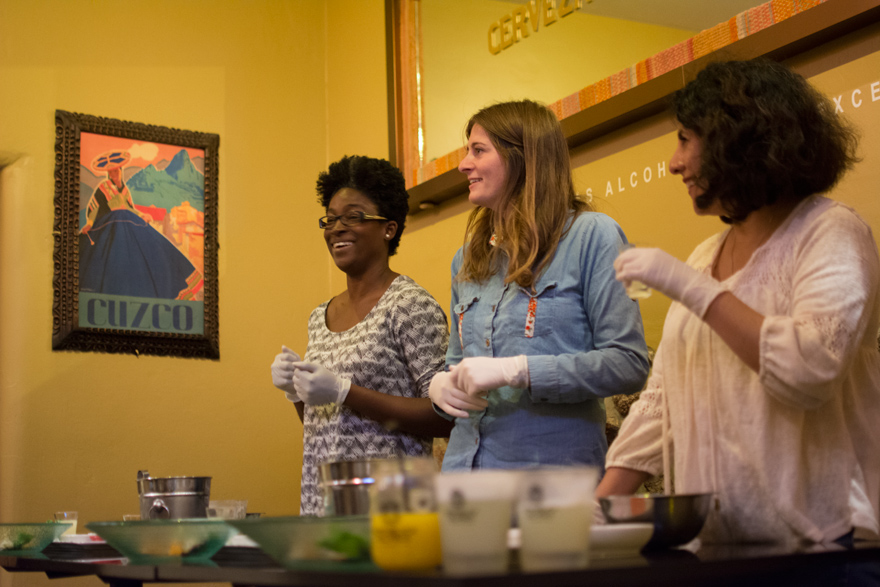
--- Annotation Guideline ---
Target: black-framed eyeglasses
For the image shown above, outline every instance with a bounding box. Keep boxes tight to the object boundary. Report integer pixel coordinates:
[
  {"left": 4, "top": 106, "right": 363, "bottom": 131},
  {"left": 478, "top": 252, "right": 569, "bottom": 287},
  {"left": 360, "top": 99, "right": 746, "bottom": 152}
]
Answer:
[{"left": 318, "top": 211, "right": 389, "bottom": 229}]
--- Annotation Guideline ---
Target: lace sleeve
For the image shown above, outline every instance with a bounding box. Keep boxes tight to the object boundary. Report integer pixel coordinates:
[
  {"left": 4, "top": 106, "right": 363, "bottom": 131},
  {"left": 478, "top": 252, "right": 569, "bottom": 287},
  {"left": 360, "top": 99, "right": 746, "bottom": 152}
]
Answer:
[{"left": 760, "top": 205, "right": 880, "bottom": 409}]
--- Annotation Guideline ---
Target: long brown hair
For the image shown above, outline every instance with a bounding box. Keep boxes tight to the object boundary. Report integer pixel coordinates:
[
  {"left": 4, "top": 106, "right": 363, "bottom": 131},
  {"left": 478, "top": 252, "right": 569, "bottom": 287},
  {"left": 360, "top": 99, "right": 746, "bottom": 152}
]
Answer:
[{"left": 457, "top": 100, "right": 590, "bottom": 289}]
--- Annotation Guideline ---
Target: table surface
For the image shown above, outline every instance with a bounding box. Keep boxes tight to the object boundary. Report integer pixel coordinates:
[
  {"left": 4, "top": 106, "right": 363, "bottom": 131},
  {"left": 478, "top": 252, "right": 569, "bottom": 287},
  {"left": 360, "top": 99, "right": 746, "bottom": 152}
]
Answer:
[{"left": 2, "top": 540, "right": 879, "bottom": 587}]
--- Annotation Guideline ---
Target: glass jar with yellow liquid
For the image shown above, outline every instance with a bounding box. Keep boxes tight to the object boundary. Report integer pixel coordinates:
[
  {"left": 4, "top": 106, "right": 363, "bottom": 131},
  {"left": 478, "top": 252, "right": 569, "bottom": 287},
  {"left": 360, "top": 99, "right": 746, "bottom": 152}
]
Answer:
[{"left": 368, "top": 457, "right": 442, "bottom": 571}]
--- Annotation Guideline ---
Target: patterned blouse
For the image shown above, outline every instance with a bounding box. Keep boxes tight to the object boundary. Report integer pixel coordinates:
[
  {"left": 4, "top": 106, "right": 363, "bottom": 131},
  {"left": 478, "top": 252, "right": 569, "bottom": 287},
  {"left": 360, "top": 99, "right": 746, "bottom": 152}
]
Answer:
[{"left": 299, "top": 275, "right": 448, "bottom": 515}]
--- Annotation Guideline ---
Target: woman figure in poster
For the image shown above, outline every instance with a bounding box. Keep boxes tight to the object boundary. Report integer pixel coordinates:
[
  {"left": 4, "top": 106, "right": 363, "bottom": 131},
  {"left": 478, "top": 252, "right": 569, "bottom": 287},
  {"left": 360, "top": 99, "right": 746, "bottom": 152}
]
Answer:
[{"left": 79, "top": 150, "right": 202, "bottom": 300}]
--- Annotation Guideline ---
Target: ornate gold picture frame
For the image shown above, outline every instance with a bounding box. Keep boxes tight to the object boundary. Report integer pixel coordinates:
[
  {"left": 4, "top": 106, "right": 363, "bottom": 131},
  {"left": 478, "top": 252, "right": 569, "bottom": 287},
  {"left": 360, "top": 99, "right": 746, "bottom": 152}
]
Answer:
[{"left": 53, "top": 110, "right": 220, "bottom": 359}]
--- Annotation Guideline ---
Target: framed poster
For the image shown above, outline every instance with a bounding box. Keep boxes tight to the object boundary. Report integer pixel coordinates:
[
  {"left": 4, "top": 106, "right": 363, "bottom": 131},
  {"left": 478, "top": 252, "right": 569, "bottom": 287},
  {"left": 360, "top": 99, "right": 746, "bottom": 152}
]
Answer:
[{"left": 53, "top": 110, "right": 220, "bottom": 359}]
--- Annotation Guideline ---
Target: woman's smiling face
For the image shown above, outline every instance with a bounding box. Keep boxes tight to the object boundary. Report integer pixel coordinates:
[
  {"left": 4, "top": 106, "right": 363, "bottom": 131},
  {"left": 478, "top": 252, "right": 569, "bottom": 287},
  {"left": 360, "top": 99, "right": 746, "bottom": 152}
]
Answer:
[
  {"left": 458, "top": 124, "right": 509, "bottom": 210},
  {"left": 323, "top": 187, "right": 393, "bottom": 275}
]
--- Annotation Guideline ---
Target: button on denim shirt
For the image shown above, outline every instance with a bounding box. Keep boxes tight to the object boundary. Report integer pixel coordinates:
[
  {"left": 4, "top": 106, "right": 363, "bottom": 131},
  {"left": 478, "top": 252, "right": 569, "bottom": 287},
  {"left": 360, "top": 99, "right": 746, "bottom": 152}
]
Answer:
[{"left": 440, "top": 212, "right": 650, "bottom": 472}]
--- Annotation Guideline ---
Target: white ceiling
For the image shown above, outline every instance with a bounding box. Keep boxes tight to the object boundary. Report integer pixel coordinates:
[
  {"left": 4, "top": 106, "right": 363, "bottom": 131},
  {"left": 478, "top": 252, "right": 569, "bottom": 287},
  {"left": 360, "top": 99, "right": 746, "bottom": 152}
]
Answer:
[{"left": 577, "top": 0, "right": 766, "bottom": 31}]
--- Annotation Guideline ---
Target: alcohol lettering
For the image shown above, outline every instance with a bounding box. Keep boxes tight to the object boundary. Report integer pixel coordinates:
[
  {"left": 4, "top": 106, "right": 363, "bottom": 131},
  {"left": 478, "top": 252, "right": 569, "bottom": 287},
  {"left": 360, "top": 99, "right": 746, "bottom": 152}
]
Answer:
[
  {"left": 595, "top": 161, "right": 669, "bottom": 197},
  {"left": 582, "top": 78, "right": 880, "bottom": 199}
]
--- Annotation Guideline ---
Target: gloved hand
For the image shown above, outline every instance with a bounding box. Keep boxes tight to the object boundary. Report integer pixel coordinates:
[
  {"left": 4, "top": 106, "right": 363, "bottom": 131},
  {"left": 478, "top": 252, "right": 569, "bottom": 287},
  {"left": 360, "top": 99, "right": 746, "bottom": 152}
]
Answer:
[
  {"left": 428, "top": 371, "right": 489, "bottom": 419},
  {"left": 450, "top": 355, "right": 530, "bottom": 395},
  {"left": 614, "top": 247, "right": 726, "bottom": 318},
  {"left": 291, "top": 362, "right": 351, "bottom": 406},
  {"left": 270, "top": 345, "right": 302, "bottom": 403}
]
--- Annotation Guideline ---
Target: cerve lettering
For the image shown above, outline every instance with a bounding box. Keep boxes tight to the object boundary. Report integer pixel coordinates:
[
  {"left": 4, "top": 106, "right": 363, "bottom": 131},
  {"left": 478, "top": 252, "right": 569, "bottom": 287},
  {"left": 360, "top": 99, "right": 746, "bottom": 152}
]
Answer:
[
  {"left": 488, "top": 0, "right": 583, "bottom": 55},
  {"left": 85, "top": 298, "right": 195, "bottom": 331}
]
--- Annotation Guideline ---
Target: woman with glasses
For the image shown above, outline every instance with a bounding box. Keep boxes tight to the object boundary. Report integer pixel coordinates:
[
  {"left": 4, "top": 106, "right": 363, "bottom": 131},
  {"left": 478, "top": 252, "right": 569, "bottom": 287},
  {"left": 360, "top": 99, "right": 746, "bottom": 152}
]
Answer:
[
  {"left": 428, "top": 100, "right": 650, "bottom": 472},
  {"left": 270, "top": 155, "right": 451, "bottom": 516}
]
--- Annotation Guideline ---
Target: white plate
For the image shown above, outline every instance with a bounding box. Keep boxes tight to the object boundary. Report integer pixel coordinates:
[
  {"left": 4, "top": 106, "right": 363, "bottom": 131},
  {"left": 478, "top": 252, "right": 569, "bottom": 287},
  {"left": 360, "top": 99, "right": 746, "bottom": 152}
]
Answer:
[
  {"left": 507, "top": 523, "right": 653, "bottom": 556},
  {"left": 56, "top": 533, "right": 106, "bottom": 544},
  {"left": 590, "top": 523, "right": 653, "bottom": 556}
]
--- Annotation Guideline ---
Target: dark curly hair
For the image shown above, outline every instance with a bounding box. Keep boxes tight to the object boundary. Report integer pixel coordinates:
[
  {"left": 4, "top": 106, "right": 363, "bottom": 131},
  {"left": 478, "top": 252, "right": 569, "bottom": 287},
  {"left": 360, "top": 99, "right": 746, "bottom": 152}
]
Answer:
[
  {"left": 316, "top": 155, "right": 409, "bottom": 256},
  {"left": 672, "top": 59, "right": 859, "bottom": 223}
]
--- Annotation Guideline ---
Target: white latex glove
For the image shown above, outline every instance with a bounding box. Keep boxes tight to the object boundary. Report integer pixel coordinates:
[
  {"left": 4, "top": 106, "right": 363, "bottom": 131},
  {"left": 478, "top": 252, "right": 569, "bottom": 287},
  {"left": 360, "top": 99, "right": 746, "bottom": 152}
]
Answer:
[
  {"left": 271, "top": 345, "right": 302, "bottom": 403},
  {"left": 450, "top": 355, "right": 530, "bottom": 396},
  {"left": 291, "top": 362, "right": 351, "bottom": 406},
  {"left": 428, "top": 371, "right": 489, "bottom": 419},
  {"left": 614, "top": 247, "right": 726, "bottom": 318}
]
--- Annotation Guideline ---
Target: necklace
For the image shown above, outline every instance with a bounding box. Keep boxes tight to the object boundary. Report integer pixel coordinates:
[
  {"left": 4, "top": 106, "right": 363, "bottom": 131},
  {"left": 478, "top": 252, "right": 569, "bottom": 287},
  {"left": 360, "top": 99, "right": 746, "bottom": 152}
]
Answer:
[
  {"left": 721, "top": 208, "right": 784, "bottom": 277},
  {"left": 727, "top": 229, "right": 737, "bottom": 276}
]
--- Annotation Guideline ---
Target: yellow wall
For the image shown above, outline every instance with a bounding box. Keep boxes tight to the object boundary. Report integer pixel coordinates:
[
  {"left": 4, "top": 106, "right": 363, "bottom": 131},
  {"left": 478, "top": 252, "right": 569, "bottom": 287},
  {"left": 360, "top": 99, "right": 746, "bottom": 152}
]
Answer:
[
  {"left": 0, "top": 3, "right": 386, "bottom": 586},
  {"left": 2, "top": 2, "right": 879, "bottom": 587}
]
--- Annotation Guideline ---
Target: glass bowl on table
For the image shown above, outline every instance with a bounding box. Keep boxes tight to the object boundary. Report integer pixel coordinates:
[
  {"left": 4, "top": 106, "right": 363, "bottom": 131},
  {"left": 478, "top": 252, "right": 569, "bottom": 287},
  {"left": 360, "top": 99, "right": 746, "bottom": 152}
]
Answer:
[
  {"left": 226, "top": 515, "right": 374, "bottom": 572},
  {"left": 86, "top": 519, "right": 237, "bottom": 565},
  {"left": 0, "top": 523, "right": 71, "bottom": 556}
]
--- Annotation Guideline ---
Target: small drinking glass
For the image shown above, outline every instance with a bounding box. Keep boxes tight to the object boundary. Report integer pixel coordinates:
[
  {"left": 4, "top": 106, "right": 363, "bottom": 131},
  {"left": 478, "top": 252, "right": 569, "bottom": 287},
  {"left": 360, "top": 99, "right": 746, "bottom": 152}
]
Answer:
[
  {"left": 618, "top": 243, "right": 652, "bottom": 300},
  {"left": 54, "top": 511, "right": 78, "bottom": 535},
  {"left": 517, "top": 466, "right": 599, "bottom": 572},
  {"left": 435, "top": 469, "right": 520, "bottom": 575},
  {"left": 369, "top": 457, "right": 442, "bottom": 571}
]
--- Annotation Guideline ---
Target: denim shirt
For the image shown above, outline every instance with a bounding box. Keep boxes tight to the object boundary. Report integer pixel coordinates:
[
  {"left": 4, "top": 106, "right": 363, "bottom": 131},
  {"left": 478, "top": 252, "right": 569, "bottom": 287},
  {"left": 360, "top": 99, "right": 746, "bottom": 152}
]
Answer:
[{"left": 440, "top": 212, "right": 650, "bottom": 472}]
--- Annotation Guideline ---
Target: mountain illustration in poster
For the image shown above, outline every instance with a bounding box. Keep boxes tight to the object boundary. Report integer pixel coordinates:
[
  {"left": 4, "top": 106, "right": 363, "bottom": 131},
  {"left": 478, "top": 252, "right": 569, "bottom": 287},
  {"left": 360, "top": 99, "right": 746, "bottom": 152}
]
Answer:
[{"left": 79, "top": 149, "right": 204, "bottom": 224}]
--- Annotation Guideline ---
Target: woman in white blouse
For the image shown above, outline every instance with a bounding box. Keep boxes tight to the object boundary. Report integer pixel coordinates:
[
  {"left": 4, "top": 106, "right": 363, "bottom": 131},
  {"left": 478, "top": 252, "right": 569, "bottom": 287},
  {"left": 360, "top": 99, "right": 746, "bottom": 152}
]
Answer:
[{"left": 599, "top": 60, "right": 880, "bottom": 548}]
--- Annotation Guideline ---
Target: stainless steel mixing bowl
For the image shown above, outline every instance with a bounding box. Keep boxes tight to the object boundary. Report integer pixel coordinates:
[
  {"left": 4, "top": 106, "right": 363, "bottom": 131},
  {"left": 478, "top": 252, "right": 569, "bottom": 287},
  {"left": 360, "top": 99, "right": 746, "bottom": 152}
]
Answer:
[{"left": 599, "top": 493, "right": 713, "bottom": 550}]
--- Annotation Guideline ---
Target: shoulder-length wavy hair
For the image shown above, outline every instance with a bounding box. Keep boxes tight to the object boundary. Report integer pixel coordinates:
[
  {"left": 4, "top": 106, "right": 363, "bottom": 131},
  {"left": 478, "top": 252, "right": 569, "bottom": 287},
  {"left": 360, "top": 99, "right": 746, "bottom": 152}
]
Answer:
[
  {"left": 672, "top": 59, "right": 859, "bottom": 223},
  {"left": 457, "top": 100, "right": 591, "bottom": 289}
]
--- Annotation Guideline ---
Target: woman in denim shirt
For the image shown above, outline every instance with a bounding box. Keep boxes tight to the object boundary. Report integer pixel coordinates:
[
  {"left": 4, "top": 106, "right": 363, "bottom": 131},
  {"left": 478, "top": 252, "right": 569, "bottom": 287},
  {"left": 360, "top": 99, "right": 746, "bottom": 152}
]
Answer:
[{"left": 429, "top": 100, "right": 650, "bottom": 471}]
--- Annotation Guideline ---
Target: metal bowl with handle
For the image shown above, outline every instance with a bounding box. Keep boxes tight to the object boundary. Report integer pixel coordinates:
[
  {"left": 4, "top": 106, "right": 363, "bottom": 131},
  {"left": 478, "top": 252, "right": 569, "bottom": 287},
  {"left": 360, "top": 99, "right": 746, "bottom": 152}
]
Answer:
[{"left": 599, "top": 493, "right": 713, "bottom": 550}]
